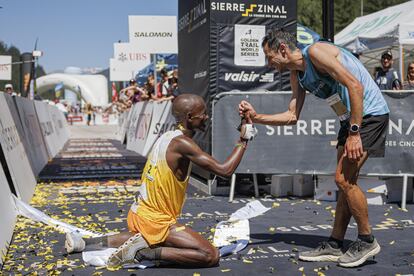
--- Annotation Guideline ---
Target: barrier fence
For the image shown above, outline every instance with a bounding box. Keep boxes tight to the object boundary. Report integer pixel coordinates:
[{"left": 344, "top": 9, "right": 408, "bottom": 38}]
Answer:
[{"left": 0, "top": 92, "right": 69, "bottom": 265}]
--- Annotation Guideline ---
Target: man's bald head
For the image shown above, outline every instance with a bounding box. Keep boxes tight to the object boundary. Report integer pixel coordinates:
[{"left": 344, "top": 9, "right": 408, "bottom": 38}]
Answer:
[{"left": 172, "top": 94, "right": 205, "bottom": 122}]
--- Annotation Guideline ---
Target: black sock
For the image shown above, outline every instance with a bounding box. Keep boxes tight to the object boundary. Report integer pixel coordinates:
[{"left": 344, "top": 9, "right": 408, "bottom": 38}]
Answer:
[
  {"left": 327, "top": 237, "right": 343, "bottom": 249},
  {"left": 83, "top": 236, "right": 108, "bottom": 250},
  {"left": 135, "top": 247, "right": 162, "bottom": 262},
  {"left": 358, "top": 234, "right": 374, "bottom": 243}
]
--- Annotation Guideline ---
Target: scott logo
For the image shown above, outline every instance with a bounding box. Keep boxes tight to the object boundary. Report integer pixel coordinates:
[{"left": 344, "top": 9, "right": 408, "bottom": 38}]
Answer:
[{"left": 224, "top": 71, "right": 274, "bottom": 82}]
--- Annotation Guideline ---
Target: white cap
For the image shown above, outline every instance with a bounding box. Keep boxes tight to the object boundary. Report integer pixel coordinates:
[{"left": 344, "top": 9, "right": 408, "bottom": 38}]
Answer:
[{"left": 5, "top": 84, "right": 13, "bottom": 89}]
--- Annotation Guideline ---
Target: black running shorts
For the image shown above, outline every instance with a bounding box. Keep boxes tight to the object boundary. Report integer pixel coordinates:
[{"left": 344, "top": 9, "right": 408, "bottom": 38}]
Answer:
[{"left": 337, "top": 114, "right": 389, "bottom": 157}]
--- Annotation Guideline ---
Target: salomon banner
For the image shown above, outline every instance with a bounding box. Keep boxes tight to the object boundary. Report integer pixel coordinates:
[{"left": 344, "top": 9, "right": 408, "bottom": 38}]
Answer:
[
  {"left": 0, "top": 93, "right": 37, "bottom": 203},
  {"left": 212, "top": 92, "right": 414, "bottom": 175},
  {"left": 14, "top": 96, "right": 50, "bottom": 174},
  {"left": 126, "top": 102, "right": 154, "bottom": 156}
]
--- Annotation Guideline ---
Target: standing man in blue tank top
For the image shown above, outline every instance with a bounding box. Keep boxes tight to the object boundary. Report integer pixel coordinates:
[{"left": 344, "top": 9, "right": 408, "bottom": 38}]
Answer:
[{"left": 239, "top": 29, "right": 389, "bottom": 268}]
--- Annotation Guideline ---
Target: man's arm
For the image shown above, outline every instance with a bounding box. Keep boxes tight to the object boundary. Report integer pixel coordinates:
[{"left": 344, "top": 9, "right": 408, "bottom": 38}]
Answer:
[
  {"left": 174, "top": 136, "right": 247, "bottom": 178},
  {"left": 239, "top": 73, "right": 306, "bottom": 126}
]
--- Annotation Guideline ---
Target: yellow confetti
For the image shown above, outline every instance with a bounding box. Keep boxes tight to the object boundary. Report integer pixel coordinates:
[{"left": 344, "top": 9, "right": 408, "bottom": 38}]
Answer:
[
  {"left": 318, "top": 272, "right": 326, "bottom": 276},
  {"left": 299, "top": 267, "right": 304, "bottom": 272},
  {"left": 269, "top": 227, "right": 276, "bottom": 232},
  {"left": 175, "top": 226, "right": 186, "bottom": 232},
  {"left": 193, "top": 273, "right": 201, "bottom": 276},
  {"left": 325, "top": 206, "right": 332, "bottom": 210},
  {"left": 272, "top": 202, "right": 280, "bottom": 208},
  {"left": 221, "top": 269, "right": 231, "bottom": 272},
  {"left": 390, "top": 240, "right": 395, "bottom": 245},
  {"left": 243, "top": 259, "right": 253, "bottom": 264}
]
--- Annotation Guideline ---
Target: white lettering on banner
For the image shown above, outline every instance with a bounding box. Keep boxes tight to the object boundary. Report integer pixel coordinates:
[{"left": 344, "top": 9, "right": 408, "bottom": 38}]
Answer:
[
  {"left": 210, "top": 2, "right": 287, "bottom": 18},
  {"left": 224, "top": 71, "right": 274, "bottom": 82},
  {"left": 389, "top": 119, "right": 414, "bottom": 135},
  {"left": 194, "top": 71, "right": 207, "bottom": 79},
  {"left": 265, "top": 120, "right": 337, "bottom": 136}
]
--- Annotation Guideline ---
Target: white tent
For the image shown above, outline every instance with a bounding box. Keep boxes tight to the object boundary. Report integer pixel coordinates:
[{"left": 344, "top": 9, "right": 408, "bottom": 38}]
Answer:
[{"left": 335, "top": 0, "right": 414, "bottom": 81}]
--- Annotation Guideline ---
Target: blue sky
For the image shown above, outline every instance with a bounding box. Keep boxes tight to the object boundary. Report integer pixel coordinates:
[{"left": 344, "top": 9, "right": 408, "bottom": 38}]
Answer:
[{"left": 0, "top": 0, "right": 177, "bottom": 73}]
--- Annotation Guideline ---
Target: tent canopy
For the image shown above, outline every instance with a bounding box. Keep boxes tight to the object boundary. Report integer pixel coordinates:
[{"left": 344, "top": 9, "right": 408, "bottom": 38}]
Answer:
[{"left": 335, "top": 0, "right": 414, "bottom": 76}]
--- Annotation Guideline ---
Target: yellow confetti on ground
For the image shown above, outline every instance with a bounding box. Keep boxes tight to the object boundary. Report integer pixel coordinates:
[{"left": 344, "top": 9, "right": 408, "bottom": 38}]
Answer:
[
  {"left": 318, "top": 272, "right": 326, "bottom": 276},
  {"left": 390, "top": 240, "right": 395, "bottom": 245},
  {"left": 221, "top": 269, "right": 231, "bottom": 272},
  {"left": 269, "top": 227, "right": 276, "bottom": 232},
  {"left": 193, "top": 273, "right": 201, "bottom": 276},
  {"left": 299, "top": 267, "right": 304, "bottom": 272},
  {"left": 272, "top": 202, "right": 280, "bottom": 208},
  {"left": 175, "top": 226, "right": 186, "bottom": 232},
  {"left": 243, "top": 259, "right": 253, "bottom": 264}
]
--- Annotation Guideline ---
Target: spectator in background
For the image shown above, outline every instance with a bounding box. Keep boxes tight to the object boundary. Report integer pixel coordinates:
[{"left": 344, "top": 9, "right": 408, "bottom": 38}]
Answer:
[
  {"left": 85, "top": 103, "right": 93, "bottom": 126},
  {"left": 157, "top": 69, "right": 171, "bottom": 99},
  {"left": 374, "top": 50, "right": 402, "bottom": 90},
  {"left": 402, "top": 61, "right": 414, "bottom": 90},
  {"left": 5, "top": 84, "right": 18, "bottom": 96}
]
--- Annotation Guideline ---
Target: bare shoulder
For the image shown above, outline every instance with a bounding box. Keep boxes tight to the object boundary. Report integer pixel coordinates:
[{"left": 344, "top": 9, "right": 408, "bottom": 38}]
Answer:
[
  {"left": 308, "top": 42, "right": 338, "bottom": 58},
  {"left": 170, "top": 135, "right": 200, "bottom": 154}
]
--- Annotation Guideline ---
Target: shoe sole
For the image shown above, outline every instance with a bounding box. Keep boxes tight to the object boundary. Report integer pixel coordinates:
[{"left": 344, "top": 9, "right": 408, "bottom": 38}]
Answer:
[
  {"left": 338, "top": 243, "right": 381, "bottom": 268},
  {"left": 299, "top": 254, "right": 340, "bottom": 262},
  {"left": 107, "top": 233, "right": 148, "bottom": 267}
]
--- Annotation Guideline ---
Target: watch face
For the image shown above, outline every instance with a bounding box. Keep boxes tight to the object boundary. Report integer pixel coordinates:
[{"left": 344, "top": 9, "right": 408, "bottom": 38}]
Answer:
[{"left": 351, "top": 124, "right": 359, "bottom": 132}]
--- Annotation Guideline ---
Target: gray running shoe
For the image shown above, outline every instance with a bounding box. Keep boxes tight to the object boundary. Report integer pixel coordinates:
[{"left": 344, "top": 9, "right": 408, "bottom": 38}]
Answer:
[
  {"left": 107, "top": 233, "right": 149, "bottom": 267},
  {"left": 338, "top": 238, "right": 380, "bottom": 267},
  {"left": 65, "top": 231, "right": 86, "bottom": 253},
  {"left": 299, "top": 241, "right": 343, "bottom": 262}
]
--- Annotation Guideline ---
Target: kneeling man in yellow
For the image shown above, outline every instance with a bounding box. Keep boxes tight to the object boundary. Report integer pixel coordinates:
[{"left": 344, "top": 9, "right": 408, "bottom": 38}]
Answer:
[{"left": 65, "top": 94, "right": 256, "bottom": 268}]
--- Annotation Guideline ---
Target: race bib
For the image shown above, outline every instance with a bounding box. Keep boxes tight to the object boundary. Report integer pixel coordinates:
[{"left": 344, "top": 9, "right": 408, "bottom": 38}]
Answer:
[{"left": 326, "top": 93, "right": 350, "bottom": 121}]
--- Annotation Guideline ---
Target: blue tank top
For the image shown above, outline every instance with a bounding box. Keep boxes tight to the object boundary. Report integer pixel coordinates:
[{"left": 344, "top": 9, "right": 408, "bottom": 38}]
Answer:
[{"left": 297, "top": 43, "right": 389, "bottom": 117}]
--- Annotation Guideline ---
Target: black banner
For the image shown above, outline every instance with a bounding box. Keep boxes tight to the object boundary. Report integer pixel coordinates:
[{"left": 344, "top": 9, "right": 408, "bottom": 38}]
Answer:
[
  {"left": 178, "top": 0, "right": 210, "bottom": 101},
  {"left": 212, "top": 92, "right": 414, "bottom": 175},
  {"left": 20, "top": 52, "right": 33, "bottom": 98}
]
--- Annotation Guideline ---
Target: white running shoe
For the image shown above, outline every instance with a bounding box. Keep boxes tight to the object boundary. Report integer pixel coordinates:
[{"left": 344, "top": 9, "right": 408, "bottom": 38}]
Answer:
[
  {"left": 65, "top": 231, "right": 86, "bottom": 253},
  {"left": 107, "top": 233, "right": 149, "bottom": 267}
]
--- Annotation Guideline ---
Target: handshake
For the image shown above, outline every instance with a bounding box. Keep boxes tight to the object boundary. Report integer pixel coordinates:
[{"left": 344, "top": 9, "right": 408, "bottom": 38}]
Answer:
[{"left": 237, "top": 114, "right": 258, "bottom": 141}]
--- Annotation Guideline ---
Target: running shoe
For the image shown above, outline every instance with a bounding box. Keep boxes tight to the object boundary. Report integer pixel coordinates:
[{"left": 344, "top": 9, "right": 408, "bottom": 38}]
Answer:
[
  {"left": 65, "top": 231, "right": 86, "bottom": 253},
  {"left": 107, "top": 233, "right": 149, "bottom": 267},
  {"left": 299, "top": 241, "right": 343, "bottom": 262},
  {"left": 338, "top": 238, "right": 380, "bottom": 267}
]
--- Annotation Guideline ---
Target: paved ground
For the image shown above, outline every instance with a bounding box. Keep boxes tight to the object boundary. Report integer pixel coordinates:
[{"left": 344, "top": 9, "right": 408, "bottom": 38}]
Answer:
[
  {"left": 2, "top": 131, "right": 414, "bottom": 275},
  {"left": 68, "top": 125, "right": 118, "bottom": 140}
]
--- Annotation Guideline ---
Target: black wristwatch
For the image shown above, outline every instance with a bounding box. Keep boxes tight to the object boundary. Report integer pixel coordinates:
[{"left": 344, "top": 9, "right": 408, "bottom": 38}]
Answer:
[{"left": 349, "top": 124, "right": 360, "bottom": 134}]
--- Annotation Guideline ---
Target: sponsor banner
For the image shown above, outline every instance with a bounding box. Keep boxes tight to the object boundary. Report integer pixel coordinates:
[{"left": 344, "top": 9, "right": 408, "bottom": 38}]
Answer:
[
  {"left": 0, "top": 55, "right": 12, "bottom": 80},
  {"left": 0, "top": 164, "right": 17, "bottom": 265},
  {"left": 234, "top": 24, "right": 266, "bottom": 67},
  {"left": 0, "top": 93, "right": 37, "bottom": 203},
  {"left": 14, "top": 96, "right": 49, "bottom": 175},
  {"left": 142, "top": 101, "right": 176, "bottom": 157},
  {"left": 34, "top": 100, "right": 58, "bottom": 157},
  {"left": 178, "top": 0, "right": 210, "bottom": 101},
  {"left": 127, "top": 102, "right": 153, "bottom": 156},
  {"left": 212, "top": 92, "right": 414, "bottom": 175},
  {"left": 117, "top": 110, "right": 131, "bottom": 143},
  {"left": 110, "top": 58, "right": 136, "bottom": 82},
  {"left": 49, "top": 105, "right": 69, "bottom": 152},
  {"left": 113, "top": 43, "right": 151, "bottom": 71},
  {"left": 128, "top": 16, "right": 178, "bottom": 54}
]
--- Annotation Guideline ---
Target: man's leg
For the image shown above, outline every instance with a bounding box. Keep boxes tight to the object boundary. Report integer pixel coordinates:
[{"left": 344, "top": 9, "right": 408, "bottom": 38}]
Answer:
[
  {"left": 333, "top": 148, "right": 369, "bottom": 237},
  {"left": 135, "top": 224, "right": 219, "bottom": 268}
]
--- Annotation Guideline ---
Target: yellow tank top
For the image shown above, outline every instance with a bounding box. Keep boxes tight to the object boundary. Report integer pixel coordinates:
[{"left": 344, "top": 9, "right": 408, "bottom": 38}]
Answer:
[{"left": 130, "top": 130, "right": 192, "bottom": 238}]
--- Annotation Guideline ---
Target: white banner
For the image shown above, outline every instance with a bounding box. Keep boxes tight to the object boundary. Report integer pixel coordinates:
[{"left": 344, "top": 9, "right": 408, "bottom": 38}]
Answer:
[
  {"left": 398, "top": 23, "right": 414, "bottom": 44},
  {"left": 142, "top": 101, "right": 176, "bottom": 157},
  {"left": 234, "top": 24, "right": 266, "bottom": 67},
  {"left": 0, "top": 55, "right": 12, "bottom": 80},
  {"left": 118, "top": 110, "right": 131, "bottom": 142},
  {"left": 49, "top": 105, "right": 69, "bottom": 152},
  {"left": 113, "top": 43, "right": 151, "bottom": 71},
  {"left": 34, "top": 101, "right": 58, "bottom": 157},
  {"left": 0, "top": 164, "right": 17, "bottom": 265},
  {"left": 127, "top": 102, "right": 154, "bottom": 156},
  {"left": 128, "top": 16, "right": 178, "bottom": 54},
  {"left": 109, "top": 58, "right": 136, "bottom": 82},
  {"left": 0, "top": 93, "right": 37, "bottom": 203}
]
